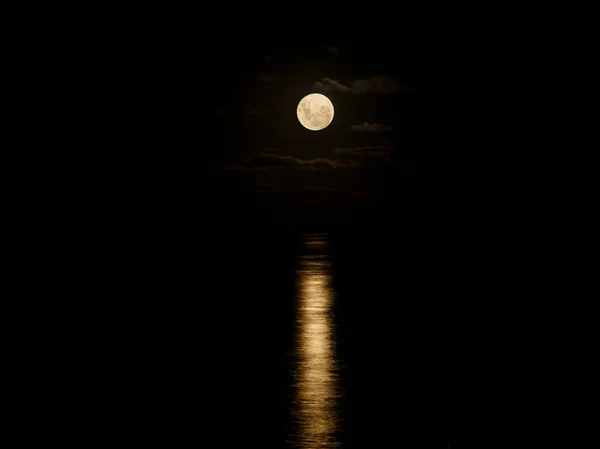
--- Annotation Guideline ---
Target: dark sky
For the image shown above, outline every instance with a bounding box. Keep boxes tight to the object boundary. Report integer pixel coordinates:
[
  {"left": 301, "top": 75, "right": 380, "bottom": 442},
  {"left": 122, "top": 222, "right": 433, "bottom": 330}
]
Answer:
[
  {"left": 201, "top": 42, "right": 424, "bottom": 230},
  {"left": 86, "top": 22, "right": 519, "bottom": 445},
  {"left": 111, "top": 22, "right": 492, "bottom": 234}
]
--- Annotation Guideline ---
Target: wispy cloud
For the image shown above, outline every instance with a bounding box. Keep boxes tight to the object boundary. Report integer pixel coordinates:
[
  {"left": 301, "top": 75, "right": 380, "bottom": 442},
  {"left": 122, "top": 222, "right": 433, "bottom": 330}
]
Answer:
[
  {"left": 246, "top": 154, "right": 357, "bottom": 169},
  {"left": 221, "top": 153, "right": 360, "bottom": 171},
  {"left": 332, "top": 146, "right": 394, "bottom": 157},
  {"left": 351, "top": 122, "right": 393, "bottom": 132},
  {"left": 314, "top": 76, "right": 411, "bottom": 94}
]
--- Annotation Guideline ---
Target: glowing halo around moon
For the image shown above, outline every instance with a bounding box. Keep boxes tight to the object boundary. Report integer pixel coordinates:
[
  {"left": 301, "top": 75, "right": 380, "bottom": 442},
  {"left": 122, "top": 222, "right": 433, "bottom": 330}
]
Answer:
[{"left": 297, "top": 93, "right": 334, "bottom": 131}]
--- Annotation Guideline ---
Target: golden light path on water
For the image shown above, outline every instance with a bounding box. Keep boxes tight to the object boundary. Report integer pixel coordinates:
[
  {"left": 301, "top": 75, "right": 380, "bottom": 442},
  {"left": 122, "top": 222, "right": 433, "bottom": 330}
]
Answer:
[{"left": 289, "top": 233, "right": 341, "bottom": 448}]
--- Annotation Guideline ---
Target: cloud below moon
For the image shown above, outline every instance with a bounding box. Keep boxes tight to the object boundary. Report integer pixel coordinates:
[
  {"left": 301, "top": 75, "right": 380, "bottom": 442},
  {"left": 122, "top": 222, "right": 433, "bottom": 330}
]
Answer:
[
  {"left": 351, "top": 122, "right": 393, "bottom": 132},
  {"left": 332, "top": 146, "right": 394, "bottom": 157},
  {"left": 220, "top": 153, "right": 359, "bottom": 171}
]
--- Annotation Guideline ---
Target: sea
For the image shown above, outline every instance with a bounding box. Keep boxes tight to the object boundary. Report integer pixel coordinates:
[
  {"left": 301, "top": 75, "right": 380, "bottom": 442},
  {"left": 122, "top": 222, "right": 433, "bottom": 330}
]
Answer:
[{"left": 86, "top": 219, "right": 464, "bottom": 448}]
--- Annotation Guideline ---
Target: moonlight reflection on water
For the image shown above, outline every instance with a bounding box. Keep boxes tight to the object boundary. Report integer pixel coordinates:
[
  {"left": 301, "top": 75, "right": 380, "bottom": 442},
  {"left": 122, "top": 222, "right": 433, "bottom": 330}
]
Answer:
[{"left": 289, "top": 234, "right": 342, "bottom": 448}]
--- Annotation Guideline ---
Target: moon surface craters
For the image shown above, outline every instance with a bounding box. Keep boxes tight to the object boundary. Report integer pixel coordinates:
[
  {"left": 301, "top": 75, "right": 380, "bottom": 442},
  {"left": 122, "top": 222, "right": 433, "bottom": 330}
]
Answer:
[{"left": 297, "top": 94, "right": 334, "bottom": 131}]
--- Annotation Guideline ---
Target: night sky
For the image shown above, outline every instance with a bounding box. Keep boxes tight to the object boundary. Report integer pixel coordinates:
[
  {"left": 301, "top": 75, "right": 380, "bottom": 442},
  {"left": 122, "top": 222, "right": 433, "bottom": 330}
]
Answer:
[
  {"left": 116, "top": 33, "right": 470, "bottom": 234},
  {"left": 78, "top": 15, "right": 523, "bottom": 448},
  {"left": 209, "top": 42, "right": 422, "bottom": 227},
  {"left": 99, "top": 20, "right": 508, "bottom": 296}
]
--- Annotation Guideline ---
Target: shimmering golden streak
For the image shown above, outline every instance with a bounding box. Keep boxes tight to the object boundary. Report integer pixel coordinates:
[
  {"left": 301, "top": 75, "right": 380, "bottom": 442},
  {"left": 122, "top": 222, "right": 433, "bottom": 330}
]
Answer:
[{"left": 292, "top": 254, "right": 340, "bottom": 447}]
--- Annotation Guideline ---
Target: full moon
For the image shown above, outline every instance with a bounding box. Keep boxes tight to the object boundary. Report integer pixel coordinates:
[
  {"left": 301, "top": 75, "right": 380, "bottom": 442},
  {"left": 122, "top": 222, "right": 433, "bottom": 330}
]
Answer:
[{"left": 297, "top": 93, "right": 334, "bottom": 131}]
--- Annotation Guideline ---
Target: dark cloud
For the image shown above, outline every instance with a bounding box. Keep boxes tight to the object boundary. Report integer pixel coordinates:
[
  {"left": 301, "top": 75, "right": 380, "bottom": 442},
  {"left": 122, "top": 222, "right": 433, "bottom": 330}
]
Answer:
[
  {"left": 216, "top": 109, "right": 227, "bottom": 115},
  {"left": 247, "top": 154, "right": 301, "bottom": 168},
  {"left": 222, "top": 153, "right": 359, "bottom": 171},
  {"left": 264, "top": 54, "right": 273, "bottom": 61},
  {"left": 313, "top": 78, "right": 350, "bottom": 93},
  {"left": 351, "top": 122, "right": 393, "bottom": 132},
  {"left": 323, "top": 46, "right": 339, "bottom": 53},
  {"left": 313, "top": 76, "right": 411, "bottom": 94},
  {"left": 246, "top": 154, "right": 357, "bottom": 169},
  {"left": 260, "top": 73, "right": 280, "bottom": 82},
  {"left": 332, "top": 146, "right": 394, "bottom": 157}
]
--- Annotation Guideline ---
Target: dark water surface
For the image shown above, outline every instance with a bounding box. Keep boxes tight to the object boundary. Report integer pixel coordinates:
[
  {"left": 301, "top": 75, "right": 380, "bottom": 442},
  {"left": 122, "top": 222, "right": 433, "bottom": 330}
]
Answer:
[
  {"left": 100, "top": 223, "right": 458, "bottom": 447},
  {"left": 207, "top": 226, "right": 450, "bottom": 448},
  {"left": 287, "top": 232, "right": 451, "bottom": 448},
  {"left": 288, "top": 234, "right": 342, "bottom": 447}
]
